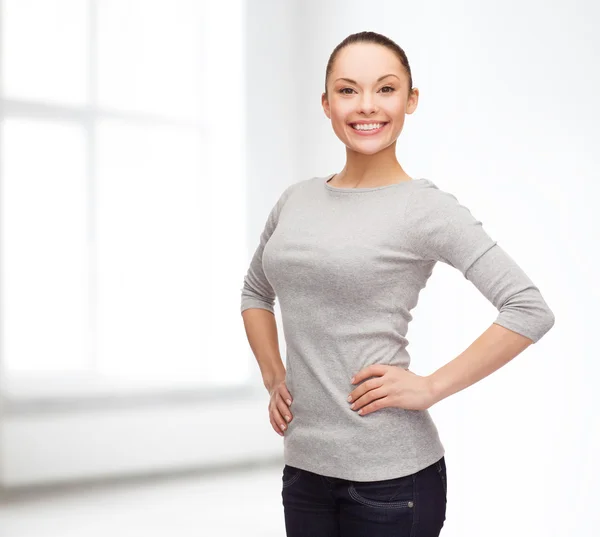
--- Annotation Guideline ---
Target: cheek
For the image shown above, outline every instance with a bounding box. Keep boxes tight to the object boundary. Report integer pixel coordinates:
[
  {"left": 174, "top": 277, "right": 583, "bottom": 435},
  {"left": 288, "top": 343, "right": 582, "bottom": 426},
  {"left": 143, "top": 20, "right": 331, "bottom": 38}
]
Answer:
[
  {"left": 331, "top": 110, "right": 350, "bottom": 125},
  {"left": 330, "top": 114, "right": 352, "bottom": 135},
  {"left": 383, "top": 101, "right": 406, "bottom": 117},
  {"left": 329, "top": 100, "right": 353, "bottom": 119},
  {"left": 330, "top": 122, "right": 349, "bottom": 140}
]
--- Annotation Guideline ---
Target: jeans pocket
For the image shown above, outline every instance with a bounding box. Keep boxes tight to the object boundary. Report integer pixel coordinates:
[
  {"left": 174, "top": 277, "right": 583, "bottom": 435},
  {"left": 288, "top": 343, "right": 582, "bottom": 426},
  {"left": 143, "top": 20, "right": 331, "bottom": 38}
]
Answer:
[
  {"left": 282, "top": 465, "right": 302, "bottom": 489},
  {"left": 348, "top": 475, "right": 415, "bottom": 509}
]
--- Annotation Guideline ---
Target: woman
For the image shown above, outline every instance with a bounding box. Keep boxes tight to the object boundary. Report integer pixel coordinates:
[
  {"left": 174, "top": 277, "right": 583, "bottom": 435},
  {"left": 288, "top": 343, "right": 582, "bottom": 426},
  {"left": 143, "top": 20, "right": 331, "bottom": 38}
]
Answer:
[{"left": 240, "top": 31, "right": 555, "bottom": 537}]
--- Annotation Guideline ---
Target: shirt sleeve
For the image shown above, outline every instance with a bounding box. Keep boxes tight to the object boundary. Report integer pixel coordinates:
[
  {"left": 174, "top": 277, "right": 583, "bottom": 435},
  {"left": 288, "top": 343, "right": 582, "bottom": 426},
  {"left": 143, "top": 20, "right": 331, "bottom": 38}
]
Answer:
[
  {"left": 406, "top": 184, "right": 555, "bottom": 343},
  {"left": 240, "top": 183, "right": 296, "bottom": 315}
]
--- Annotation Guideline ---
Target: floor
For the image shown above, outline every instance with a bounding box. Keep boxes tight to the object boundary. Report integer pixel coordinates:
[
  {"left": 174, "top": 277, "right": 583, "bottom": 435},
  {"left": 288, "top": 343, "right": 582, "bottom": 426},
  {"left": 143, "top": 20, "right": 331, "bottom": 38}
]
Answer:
[{"left": 0, "top": 461, "right": 287, "bottom": 537}]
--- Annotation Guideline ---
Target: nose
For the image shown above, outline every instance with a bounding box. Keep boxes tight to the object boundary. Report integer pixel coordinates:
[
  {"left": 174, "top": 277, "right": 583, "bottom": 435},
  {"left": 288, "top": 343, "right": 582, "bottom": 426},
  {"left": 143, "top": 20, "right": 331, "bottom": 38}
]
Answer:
[{"left": 358, "top": 95, "right": 378, "bottom": 116}]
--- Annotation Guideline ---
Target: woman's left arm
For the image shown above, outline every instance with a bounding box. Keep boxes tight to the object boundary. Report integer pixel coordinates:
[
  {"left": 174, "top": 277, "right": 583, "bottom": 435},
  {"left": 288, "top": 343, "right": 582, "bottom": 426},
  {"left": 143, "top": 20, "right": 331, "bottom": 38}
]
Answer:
[
  {"left": 426, "top": 240, "right": 556, "bottom": 405},
  {"left": 426, "top": 319, "right": 540, "bottom": 406},
  {"left": 405, "top": 185, "right": 556, "bottom": 406}
]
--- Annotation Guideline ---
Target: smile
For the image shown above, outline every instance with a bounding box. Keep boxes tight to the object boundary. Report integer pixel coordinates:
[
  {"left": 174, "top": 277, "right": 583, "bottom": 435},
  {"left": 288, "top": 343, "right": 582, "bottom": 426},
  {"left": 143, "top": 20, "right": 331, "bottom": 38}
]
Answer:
[{"left": 349, "top": 122, "right": 389, "bottom": 135}]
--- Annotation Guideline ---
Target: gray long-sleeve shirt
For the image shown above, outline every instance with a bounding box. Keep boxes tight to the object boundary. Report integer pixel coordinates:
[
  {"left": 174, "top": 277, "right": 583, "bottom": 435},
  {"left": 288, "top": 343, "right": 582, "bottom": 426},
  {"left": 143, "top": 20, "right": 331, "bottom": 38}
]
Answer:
[{"left": 240, "top": 174, "right": 555, "bottom": 482}]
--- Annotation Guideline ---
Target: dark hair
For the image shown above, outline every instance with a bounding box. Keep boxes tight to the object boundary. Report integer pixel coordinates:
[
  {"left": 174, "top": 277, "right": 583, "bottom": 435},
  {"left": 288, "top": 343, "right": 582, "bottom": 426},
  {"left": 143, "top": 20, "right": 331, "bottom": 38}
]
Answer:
[{"left": 324, "top": 31, "right": 414, "bottom": 99}]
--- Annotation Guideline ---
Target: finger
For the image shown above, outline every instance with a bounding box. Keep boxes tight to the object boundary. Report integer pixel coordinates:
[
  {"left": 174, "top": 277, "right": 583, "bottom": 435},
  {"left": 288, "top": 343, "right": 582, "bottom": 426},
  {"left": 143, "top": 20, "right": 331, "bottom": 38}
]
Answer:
[
  {"left": 276, "top": 396, "right": 293, "bottom": 423},
  {"left": 354, "top": 364, "right": 387, "bottom": 384},
  {"left": 270, "top": 406, "right": 288, "bottom": 434},
  {"left": 280, "top": 385, "right": 293, "bottom": 406},
  {"left": 350, "top": 377, "right": 382, "bottom": 401},
  {"left": 352, "top": 365, "right": 373, "bottom": 384},
  {"left": 353, "top": 387, "right": 386, "bottom": 410},
  {"left": 356, "top": 395, "right": 390, "bottom": 416},
  {"left": 269, "top": 414, "right": 284, "bottom": 436},
  {"left": 269, "top": 410, "right": 286, "bottom": 435}
]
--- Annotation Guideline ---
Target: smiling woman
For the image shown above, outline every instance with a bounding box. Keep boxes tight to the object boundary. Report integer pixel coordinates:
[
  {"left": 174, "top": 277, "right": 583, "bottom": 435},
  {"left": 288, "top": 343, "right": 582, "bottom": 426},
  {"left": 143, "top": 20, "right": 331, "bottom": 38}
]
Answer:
[
  {"left": 240, "top": 29, "right": 555, "bottom": 537},
  {"left": 319, "top": 35, "right": 419, "bottom": 189}
]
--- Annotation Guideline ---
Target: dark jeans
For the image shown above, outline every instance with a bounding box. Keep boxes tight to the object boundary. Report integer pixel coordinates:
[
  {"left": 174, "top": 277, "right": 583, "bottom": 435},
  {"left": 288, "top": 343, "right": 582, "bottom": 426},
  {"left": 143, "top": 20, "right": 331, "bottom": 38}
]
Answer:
[{"left": 281, "top": 456, "right": 447, "bottom": 537}]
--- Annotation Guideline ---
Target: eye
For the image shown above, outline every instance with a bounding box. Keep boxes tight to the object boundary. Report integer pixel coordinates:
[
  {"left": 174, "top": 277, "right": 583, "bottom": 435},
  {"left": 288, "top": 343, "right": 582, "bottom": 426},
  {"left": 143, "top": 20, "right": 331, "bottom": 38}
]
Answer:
[{"left": 338, "top": 86, "right": 396, "bottom": 95}]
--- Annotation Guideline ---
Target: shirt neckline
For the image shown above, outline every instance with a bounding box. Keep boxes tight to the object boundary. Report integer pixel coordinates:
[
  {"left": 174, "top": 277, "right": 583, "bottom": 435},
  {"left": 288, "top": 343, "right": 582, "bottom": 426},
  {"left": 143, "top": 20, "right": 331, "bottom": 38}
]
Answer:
[{"left": 324, "top": 173, "right": 427, "bottom": 192}]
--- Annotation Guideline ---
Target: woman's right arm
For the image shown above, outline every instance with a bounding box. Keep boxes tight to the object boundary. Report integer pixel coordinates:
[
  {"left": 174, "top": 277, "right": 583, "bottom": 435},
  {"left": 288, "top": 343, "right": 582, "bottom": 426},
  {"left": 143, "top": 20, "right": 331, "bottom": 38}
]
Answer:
[
  {"left": 241, "top": 307, "right": 286, "bottom": 393},
  {"left": 240, "top": 183, "right": 298, "bottom": 436},
  {"left": 240, "top": 182, "right": 296, "bottom": 393}
]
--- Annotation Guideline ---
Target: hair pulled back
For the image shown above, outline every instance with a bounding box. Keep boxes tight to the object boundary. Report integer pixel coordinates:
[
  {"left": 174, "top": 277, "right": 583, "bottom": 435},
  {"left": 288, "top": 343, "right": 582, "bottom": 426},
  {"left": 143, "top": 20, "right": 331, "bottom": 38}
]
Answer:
[{"left": 324, "top": 31, "right": 414, "bottom": 99}]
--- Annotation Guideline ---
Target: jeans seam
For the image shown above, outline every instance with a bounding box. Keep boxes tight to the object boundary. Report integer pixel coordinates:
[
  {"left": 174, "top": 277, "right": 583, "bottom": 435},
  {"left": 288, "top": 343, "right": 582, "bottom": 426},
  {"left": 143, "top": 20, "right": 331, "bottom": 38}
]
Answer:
[
  {"left": 410, "top": 470, "right": 418, "bottom": 537},
  {"left": 436, "top": 458, "right": 447, "bottom": 501}
]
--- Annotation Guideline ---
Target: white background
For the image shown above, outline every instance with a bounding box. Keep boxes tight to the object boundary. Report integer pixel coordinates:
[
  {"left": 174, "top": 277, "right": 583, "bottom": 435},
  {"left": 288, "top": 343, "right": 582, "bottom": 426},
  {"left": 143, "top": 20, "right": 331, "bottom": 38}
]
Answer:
[{"left": 0, "top": 1, "right": 597, "bottom": 536}]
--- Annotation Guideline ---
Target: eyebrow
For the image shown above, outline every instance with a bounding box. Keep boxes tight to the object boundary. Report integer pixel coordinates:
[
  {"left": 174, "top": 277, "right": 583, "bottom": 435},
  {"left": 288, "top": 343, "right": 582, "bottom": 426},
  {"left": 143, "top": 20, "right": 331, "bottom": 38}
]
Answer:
[{"left": 334, "top": 74, "right": 400, "bottom": 84}]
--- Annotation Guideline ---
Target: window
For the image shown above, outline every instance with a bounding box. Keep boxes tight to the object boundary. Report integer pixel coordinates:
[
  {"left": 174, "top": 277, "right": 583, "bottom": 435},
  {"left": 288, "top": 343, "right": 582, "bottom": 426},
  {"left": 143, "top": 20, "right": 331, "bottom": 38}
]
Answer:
[{"left": 0, "top": 0, "right": 248, "bottom": 401}]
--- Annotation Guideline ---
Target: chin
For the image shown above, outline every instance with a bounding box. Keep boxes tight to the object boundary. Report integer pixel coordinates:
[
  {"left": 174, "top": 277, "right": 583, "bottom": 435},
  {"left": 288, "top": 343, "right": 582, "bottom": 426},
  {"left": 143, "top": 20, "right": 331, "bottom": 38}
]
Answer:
[{"left": 347, "top": 144, "right": 388, "bottom": 156}]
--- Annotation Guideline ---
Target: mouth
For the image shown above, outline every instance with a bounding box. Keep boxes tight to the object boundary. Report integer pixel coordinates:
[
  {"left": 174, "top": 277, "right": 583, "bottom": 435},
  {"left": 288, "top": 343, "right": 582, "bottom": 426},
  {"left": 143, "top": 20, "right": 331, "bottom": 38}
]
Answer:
[{"left": 349, "top": 122, "right": 389, "bottom": 135}]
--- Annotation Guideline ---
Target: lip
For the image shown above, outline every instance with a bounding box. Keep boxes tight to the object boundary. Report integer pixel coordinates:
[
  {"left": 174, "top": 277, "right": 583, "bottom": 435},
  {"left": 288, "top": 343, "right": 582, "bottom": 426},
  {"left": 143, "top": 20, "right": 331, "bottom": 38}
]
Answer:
[{"left": 349, "top": 122, "right": 389, "bottom": 136}]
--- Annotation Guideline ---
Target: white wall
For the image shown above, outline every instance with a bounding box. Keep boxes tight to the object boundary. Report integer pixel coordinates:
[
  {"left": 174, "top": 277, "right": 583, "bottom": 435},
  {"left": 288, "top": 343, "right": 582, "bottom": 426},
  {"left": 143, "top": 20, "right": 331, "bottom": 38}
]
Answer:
[
  {"left": 290, "top": 1, "right": 598, "bottom": 536},
  {"left": 0, "top": 0, "right": 298, "bottom": 492},
  {"left": 2, "top": 3, "right": 598, "bottom": 536}
]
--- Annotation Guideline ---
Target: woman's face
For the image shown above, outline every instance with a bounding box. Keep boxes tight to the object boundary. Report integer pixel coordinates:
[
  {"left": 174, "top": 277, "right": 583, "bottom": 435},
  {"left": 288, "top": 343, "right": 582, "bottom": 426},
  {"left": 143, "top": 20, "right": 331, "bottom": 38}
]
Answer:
[{"left": 322, "top": 43, "right": 419, "bottom": 155}]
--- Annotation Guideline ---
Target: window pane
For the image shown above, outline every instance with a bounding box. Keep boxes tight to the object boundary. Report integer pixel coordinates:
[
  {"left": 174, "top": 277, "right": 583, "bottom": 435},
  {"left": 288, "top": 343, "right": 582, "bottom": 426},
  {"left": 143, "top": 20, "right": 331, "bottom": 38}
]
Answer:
[
  {"left": 96, "top": 0, "right": 204, "bottom": 121},
  {"left": 1, "top": 118, "right": 88, "bottom": 373},
  {"left": 95, "top": 120, "right": 225, "bottom": 385},
  {"left": 1, "top": 0, "right": 88, "bottom": 105}
]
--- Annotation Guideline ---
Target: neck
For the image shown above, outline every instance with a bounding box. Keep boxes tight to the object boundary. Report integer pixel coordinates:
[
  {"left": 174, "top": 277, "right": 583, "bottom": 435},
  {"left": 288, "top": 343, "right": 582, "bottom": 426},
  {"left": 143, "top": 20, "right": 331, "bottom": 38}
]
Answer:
[{"left": 334, "top": 145, "right": 411, "bottom": 188}]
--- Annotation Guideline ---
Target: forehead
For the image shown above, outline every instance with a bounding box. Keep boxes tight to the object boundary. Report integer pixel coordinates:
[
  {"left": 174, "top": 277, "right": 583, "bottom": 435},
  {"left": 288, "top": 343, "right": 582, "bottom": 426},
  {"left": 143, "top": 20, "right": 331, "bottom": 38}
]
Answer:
[
  {"left": 332, "top": 43, "right": 404, "bottom": 82},
  {"left": 335, "top": 73, "right": 400, "bottom": 85}
]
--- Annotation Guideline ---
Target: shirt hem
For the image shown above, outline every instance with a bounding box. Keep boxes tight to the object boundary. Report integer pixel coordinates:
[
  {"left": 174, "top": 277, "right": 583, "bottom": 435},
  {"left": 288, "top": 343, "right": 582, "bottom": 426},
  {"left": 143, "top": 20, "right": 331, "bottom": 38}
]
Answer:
[{"left": 283, "top": 444, "right": 446, "bottom": 482}]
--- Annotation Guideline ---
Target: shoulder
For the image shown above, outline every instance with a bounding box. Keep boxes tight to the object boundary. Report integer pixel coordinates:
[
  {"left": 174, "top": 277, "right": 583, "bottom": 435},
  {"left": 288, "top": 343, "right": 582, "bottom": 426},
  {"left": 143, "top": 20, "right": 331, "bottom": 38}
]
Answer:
[
  {"left": 404, "top": 178, "right": 492, "bottom": 246},
  {"left": 408, "top": 178, "right": 460, "bottom": 205},
  {"left": 403, "top": 179, "right": 497, "bottom": 269},
  {"left": 280, "top": 176, "right": 318, "bottom": 195},
  {"left": 279, "top": 175, "right": 328, "bottom": 203},
  {"left": 406, "top": 179, "right": 479, "bottom": 221},
  {"left": 270, "top": 176, "right": 315, "bottom": 218},
  {"left": 284, "top": 176, "right": 315, "bottom": 196}
]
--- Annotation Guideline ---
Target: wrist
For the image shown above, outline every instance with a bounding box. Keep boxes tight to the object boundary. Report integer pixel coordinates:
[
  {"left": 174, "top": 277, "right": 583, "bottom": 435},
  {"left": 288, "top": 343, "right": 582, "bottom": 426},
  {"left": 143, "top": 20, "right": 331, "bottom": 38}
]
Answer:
[
  {"left": 426, "top": 373, "right": 441, "bottom": 406},
  {"left": 264, "top": 370, "right": 286, "bottom": 393}
]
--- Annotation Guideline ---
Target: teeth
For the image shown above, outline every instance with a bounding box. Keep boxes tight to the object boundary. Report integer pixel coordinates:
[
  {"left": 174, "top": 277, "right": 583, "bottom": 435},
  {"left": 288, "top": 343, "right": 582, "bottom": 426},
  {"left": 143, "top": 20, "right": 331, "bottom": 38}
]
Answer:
[{"left": 352, "top": 123, "right": 385, "bottom": 131}]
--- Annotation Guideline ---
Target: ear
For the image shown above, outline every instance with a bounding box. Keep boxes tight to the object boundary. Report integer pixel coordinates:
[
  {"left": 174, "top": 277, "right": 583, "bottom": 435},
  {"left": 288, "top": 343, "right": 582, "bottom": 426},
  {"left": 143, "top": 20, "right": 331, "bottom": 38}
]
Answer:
[
  {"left": 321, "top": 92, "right": 331, "bottom": 119},
  {"left": 406, "top": 88, "right": 419, "bottom": 115}
]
